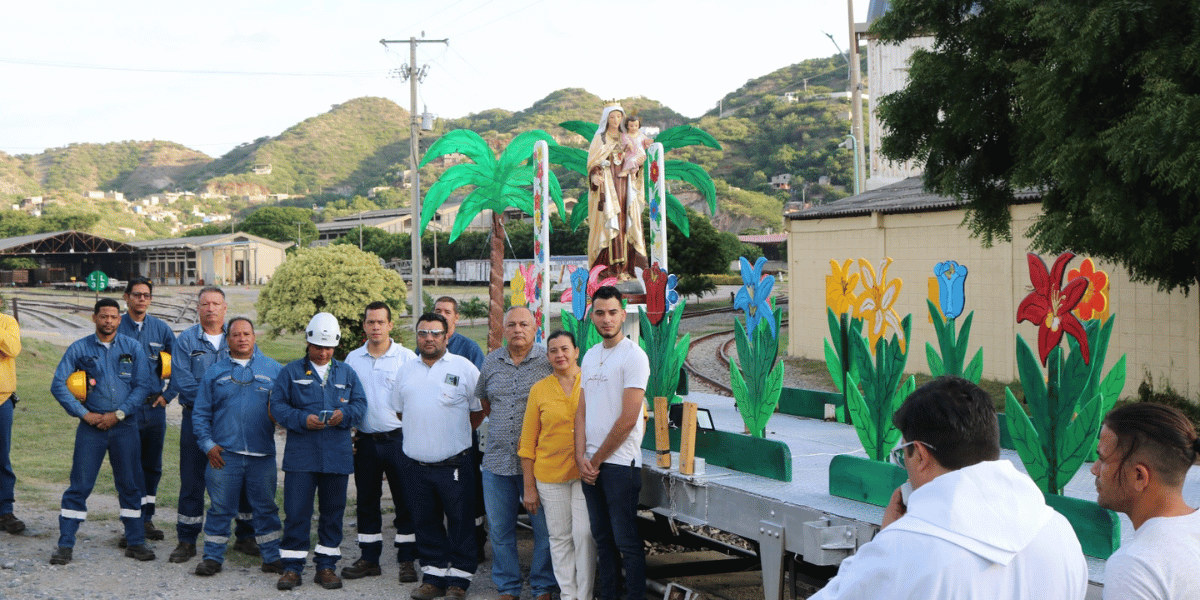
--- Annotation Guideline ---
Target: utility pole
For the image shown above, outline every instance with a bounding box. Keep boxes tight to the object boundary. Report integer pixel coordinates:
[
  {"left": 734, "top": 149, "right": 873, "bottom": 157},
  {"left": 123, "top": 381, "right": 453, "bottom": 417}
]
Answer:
[
  {"left": 380, "top": 34, "right": 448, "bottom": 323},
  {"left": 848, "top": 0, "right": 865, "bottom": 195}
]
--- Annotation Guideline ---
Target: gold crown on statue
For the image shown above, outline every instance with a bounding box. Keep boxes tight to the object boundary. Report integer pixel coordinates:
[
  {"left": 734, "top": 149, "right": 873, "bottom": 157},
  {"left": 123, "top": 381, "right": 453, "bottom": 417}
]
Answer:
[{"left": 603, "top": 99, "right": 623, "bottom": 109}]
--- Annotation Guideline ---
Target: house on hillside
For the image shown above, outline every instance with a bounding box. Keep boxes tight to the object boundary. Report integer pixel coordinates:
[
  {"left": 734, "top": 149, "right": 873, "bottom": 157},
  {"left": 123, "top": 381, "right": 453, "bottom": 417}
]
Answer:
[{"left": 770, "top": 174, "right": 793, "bottom": 190}]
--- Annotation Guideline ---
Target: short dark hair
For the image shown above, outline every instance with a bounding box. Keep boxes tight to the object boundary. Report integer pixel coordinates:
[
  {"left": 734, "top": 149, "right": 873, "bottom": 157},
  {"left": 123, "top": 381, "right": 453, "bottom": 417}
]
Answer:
[
  {"left": 592, "top": 285, "right": 622, "bottom": 304},
  {"left": 416, "top": 312, "right": 449, "bottom": 333},
  {"left": 125, "top": 277, "right": 153, "bottom": 295},
  {"left": 546, "top": 329, "right": 576, "bottom": 347},
  {"left": 1104, "top": 403, "right": 1200, "bottom": 487},
  {"left": 434, "top": 296, "right": 459, "bottom": 314},
  {"left": 198, "top": 286, "right": 225, "bottom": 300},
  {"left": 364, "top": 301, "right": 391, "bottom": 322},
  {"left": 892, "top": 376, "right": 1000, "bottom": 470},
  {"left": 94, "top": 298, "right": 120, "bottom": 314},
  {"left": 227, "top": 316, "right": 255, "bottom": 332}
]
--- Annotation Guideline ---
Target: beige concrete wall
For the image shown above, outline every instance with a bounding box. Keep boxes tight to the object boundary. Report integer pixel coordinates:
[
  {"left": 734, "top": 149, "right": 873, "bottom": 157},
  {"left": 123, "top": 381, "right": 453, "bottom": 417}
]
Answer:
[{"left": 787, "top": 204, "right": 1200, "bottom": 396}]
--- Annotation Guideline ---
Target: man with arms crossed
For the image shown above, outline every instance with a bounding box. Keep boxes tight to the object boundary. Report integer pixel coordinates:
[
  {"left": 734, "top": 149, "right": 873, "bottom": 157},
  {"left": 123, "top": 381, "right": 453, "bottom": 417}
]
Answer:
[
  {"left": 1093, "top": 403, "right": 1200, "bottom": 599},
  {"left": 117, "top": 277, "right": 175, "bottom": 544},
  {"left": 191, "top": 317, "right": 284, "bottom": 576},
  {"left": 169, "top": 286, "right": 256, "bottom": 563},
  {"left": 575, "top": 286, "right": 650, "bottom": 600},
  {"left": 342, "top": 301, "right": 420, "bottom": 583},
  {"left": 393, "top": 313, "right": 482, "bottom": 600},
  {"left": 811, "top": 376, "right": 1087, "bottom": 599},
  {"left": 49, "top": 298, "right": 155, "bottom": 564}
]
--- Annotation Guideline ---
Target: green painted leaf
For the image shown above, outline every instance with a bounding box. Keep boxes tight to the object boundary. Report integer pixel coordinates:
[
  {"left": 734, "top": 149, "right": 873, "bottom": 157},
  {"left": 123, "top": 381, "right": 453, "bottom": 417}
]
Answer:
[
  {"left": 1099, "top": 355, "right": 1126, "bottom": 415},
  {"left": 665, "top": 193, "right": 690, "bottom": 236},
  {"left": 1056, "top": 393, "right": 1104, "bottom": 494},
  {"left": 730, "top": 362, "right": 751, "bottom": 429},
  {"left": 558, "top": 120, "right": 596, "bottom": 141},
  {"left": 665, "top": 160, "right": 717, "bottom": 214},
  {"left": 825, "top": 340, "right": 845, "bottom": 393},
  {"left": 497, "top": 130, "right": 556, "bottom": 173},
  {"left": 420, "top": 129, "right": 496, "bottom": 169},
  {"left": 1006, "top": 388, "right": 1051, "bottom": 493},
  {"left": 963, "top": 349, "right": 984, "bottom": 384},
  {"left": 957, "top": 311, "right": 976, "bottom": 363},
  {"left": 654, "top": 125, "right": 722, "bottom": 153},
  {"left": 1015, "top": 335, "right": 1051, "bottom": 435},
  {"left": 548, "top": 145, "right": 586, "bottom": 176},
  {"left": 845, "top": 378, "right": 880, "bottom": 460}
]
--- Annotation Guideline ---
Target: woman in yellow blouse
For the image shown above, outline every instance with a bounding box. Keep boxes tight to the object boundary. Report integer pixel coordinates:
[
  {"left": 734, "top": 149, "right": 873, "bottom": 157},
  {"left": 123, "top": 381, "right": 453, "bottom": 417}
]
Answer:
[{"left": 519, "top": 330, "right": 594, "bottom": 600}]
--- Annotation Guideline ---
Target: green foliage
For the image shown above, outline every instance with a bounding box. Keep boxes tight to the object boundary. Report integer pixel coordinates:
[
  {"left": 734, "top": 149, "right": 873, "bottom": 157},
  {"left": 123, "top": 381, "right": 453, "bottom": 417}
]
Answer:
[
  {"left": 184, "top": 224, "right": 228, "bottom": 237},
  {"left": 843, "top": 315, "right": 915, "bottom": 461},
  {"left": 0, "top": 257, "right": 38, "bottom": 270},
  {"left": 824, "top": 309, "right": 865, "bottom": 422},
  {"left": 458, "top": 297, "right": 488, "bottom": 324},
  {"left": 730, "top": 304, "right": 785, "bottom": 438},
  {"left": 255, "top": 245, "right": 408, "bottom": 360},
  {"left": 559, "top": 310, "right": 602, "bottom": 364},
  {"left": 667, "top": 208, "right": 742, "bottom": 278},
  {"left": 675, "top": 274, "right": 717, "bottom": 299},
  {"left": 1005, "top": 316, "right": 1126, "bottom": 494},
  {"left": 638, "top": 302, "right": 690, "bottom": 406},
  {"left": 239, "top": 206, "right": 318, "bottom": 246},
  {"left": 925, "top": 300, "right": 984, "bottom": 383},
  {"left": 874, "top": 0, "right": 1200, "bottom": 292}
]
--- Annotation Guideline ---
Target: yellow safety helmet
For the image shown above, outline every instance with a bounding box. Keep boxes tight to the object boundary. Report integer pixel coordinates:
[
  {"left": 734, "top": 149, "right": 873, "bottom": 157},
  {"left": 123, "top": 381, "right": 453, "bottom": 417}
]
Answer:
[
  {"left": 157, "top": 351, "right": 172, "bottom": 379},
  {"left": 67, "top": 371, "right": 94, "bottom": 401}
]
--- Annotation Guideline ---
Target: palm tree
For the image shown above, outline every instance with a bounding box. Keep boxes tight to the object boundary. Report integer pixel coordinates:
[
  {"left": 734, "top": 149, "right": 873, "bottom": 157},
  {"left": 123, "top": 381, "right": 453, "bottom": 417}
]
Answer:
[{"left": 417, "top": 129, "right": 565, "bottom": 350}]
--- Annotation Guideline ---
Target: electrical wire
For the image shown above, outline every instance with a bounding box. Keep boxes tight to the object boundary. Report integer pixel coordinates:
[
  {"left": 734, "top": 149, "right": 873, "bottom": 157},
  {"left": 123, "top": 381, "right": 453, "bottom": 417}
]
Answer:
[{"left": 0, "top": 57, "right": 383, "bottom": 78}]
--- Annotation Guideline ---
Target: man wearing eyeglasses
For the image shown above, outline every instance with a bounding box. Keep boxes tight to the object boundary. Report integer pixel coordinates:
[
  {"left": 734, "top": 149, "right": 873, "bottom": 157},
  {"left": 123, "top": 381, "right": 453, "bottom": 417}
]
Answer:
[
  {"left": 810, "top": 376, "right": 1087, "bottom": 600},
  {"left": 392, "top": 313, "right": 482, "bottom": 600},
  {"left": 117, "top": 277, "right": 175, "bottom": 546},
  {"left": 190, "top": 317, "right": 284, "bottom": 577}
]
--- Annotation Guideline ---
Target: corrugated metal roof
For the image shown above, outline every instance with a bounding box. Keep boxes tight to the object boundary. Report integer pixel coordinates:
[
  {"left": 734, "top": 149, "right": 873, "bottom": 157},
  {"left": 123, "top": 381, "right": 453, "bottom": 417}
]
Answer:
[
  {"left": 787, "top": 177, "right": 1040, "bottom": 221},
  {"left": 129, "top": 232, "right": 289, "bottom": 250},
  {"left": 738, "top": 233, "right": 788, "bottom": 244},
  {"left": 0, "top": 230, "right": 138, "bottom": 253},
  {"left": 0, "top": 231, "right": 72, "bottom": 252}
]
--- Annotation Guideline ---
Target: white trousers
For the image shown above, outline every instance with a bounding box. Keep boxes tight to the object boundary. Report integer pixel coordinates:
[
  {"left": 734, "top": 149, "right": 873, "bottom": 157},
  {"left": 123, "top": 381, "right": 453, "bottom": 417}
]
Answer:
[{"left": 537, "top": 478, "right": 595, "bottom": 600}]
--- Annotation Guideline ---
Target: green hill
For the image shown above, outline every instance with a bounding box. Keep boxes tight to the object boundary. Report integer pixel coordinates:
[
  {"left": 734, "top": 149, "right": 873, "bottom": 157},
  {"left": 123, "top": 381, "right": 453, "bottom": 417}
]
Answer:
[{"left": 3, "top": 141, "right": 210, "bottom": 198}]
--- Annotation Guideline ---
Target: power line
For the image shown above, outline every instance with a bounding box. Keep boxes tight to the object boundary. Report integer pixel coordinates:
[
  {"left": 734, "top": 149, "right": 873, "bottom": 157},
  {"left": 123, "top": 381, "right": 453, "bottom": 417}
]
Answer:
[
  {"left": 450, "top": 0, "right": 549, "bottom": 38},
  {"left": 0, "top": 57, "right": 383, "bottom": 78}
]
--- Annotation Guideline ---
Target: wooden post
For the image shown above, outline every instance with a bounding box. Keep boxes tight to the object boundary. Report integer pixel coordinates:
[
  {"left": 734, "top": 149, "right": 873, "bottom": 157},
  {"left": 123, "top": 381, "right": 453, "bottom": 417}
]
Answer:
[
  {"left": 680, "top": 401, "right": 698, "bottom": 475},
  {"left": 654, "top": 396, "right": 671, "bottom": 468}
]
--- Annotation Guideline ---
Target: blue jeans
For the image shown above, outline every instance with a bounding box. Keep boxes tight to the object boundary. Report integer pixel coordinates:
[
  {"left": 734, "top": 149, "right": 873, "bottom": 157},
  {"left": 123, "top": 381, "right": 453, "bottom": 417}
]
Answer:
[
  {"left": 482, "top": 469, "right": 555, "bottom": 596},
  {"left": 352, "top": 431, "right": 416, "bottom": 563},
  {"left": 582, "top": 462, "right": 645, "bottom": 600},
  {"left": 58, "top": 419, "right": 145, "bottom": 548},
  {"left": 136, "top": 403, "right": 165, "bottom": 523},
  {"left": 280, "top": 471, "right": 348, "bottom": 574},
  {"left": 0, "top": 398, "right": 15, "bottom": 515},
  {"left": 203, "top": 453, "right": 281, "bottom": 564},
  {"left": 405, "top": 452, "right": 477, "bottom": 590},
  {"left": 178, "top": 407, "right": 253, "bottom": 542}
]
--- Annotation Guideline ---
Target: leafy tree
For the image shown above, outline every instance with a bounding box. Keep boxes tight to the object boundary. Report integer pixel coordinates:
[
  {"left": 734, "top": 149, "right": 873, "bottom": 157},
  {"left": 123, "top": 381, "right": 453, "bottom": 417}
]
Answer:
[
  {"left": 239, "top": 206, "right": 318, "bottom": 247},
  {"left": 184, "top": 224, "right": 228, "bottom": 237},
  {"left": 668, "top": 208, "right": 742, "bottom": 297},
  {"left": 256, "top": 245, "right": 407, "bottom": 359},
  {"left": 41, "top": 206, "right": 101, "bottom": 232},
  {"left": 0, "top": 257, "right": 38, "bottom": 270},
  {"left": 0, "top": 212, "right": 41, "bottom": 237},
  {"left": 875, "top": 0, "right": 1200, "bottom": 293}
]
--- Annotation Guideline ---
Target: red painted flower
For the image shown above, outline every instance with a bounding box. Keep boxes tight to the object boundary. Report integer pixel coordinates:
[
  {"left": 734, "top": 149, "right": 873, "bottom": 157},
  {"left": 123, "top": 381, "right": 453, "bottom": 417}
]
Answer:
[
  {"left": 642, "top": 263, "right": 668, "bottom": 325},
  {"left": 1017, "top": 252, "right": 1090, "bottom": 365},
  {"left": 649, "top": 160, "right": 660, "bottom": 184},
  {"left": 1067, "top": 258, "right": 1109, "bottom": 321}
]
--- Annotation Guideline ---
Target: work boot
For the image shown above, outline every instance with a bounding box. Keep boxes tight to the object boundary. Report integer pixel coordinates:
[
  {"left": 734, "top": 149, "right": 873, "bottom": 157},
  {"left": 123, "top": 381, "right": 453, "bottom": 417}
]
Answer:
[
  {"left": 399, "top": 561, "right": 419, "bottom": 583},
  {"left": 314, "top": 567, "right": 343, "bottom": 590},
  {"left": 447, "top": 586, "right": 467, "bottom": 600},
  {"left": 125, "top": 544, "right": 156, "bottom": 561},
  {"left": 0, "top": 513, "right": 25, "bottom": 534},
  {"left": 341, "top": 558, "right": 382, "bottom": 579},
  {"left": 169, "top": 542, "right": 196, "bottom": 563},
  {"left": 194, "top": 559, "right": 222, "bottom": 576},
  {"left": 232, "top": 536, "right": 261, "bottom": 556},
  {"left": 277, "top": 570, "right": 302, "bottom": 591},
  {"left": 411, "top": 582, "right": 446, "bottom": 600},
  {"left": 49, "top": 547, "right": 73, "bottom": 565},
  {"left": 144, "top": 520, "right": 165, "bottom": 541}
]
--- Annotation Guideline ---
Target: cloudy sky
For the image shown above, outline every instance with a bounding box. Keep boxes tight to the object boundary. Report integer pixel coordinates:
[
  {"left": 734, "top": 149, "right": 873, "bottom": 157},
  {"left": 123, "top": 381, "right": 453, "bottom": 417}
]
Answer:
[{"left": 1, "top": 0, "right": 872, "bottom": 157}]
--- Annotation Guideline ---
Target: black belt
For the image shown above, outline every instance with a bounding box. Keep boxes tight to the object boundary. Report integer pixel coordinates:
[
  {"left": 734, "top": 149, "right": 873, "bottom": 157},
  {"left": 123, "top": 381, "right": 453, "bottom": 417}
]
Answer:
[
  {"left": 366, "top": 428, "right": 402, "bottom": 442},
  {"left": 416, "top": 449, "right": 469, "bottom": 468},
  {"left": 145, "top": 394, "right": 160, "bottom": 405}
]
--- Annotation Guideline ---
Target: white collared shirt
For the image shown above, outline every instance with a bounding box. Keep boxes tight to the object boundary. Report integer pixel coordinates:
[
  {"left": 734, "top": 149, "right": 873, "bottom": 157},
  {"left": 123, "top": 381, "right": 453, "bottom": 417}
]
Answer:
[
  {"left": 345, "top": 340, "right": 417, "bottom": 433},
  {"left": 391, "top": 352, "right": 481, "bottom": 463}
]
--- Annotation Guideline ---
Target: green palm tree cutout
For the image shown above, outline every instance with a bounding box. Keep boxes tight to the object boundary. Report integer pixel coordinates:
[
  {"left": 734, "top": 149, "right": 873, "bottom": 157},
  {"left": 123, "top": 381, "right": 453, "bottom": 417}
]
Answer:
[{"left": 418, "top": 129, "right": 566, "bottom": 350}]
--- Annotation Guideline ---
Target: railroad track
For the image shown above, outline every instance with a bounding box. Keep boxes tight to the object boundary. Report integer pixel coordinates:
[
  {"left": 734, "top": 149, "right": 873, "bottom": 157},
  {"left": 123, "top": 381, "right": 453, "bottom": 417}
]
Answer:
[
  {"left": 683, "top": 321, "right": 788, "bottom": 396},
  {"left": 8, "top": 293, "right": 197, "bottom": 325}
]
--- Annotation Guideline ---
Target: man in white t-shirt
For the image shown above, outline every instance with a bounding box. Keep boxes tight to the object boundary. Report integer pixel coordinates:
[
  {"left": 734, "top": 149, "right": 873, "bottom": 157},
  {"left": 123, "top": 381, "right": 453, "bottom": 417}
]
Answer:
[
  {"left": 574, "top": 286, "right": 650, "bottom": 600},
  {"left": 1093, "top": 403, "right": 1200, "bottom": 600}
]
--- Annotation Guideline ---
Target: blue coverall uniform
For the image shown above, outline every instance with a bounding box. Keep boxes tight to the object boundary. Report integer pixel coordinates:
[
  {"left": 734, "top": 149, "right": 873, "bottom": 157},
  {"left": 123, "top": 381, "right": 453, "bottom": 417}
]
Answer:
[{"left": 117, "top": 312, "right": 175, "bottom": 528}]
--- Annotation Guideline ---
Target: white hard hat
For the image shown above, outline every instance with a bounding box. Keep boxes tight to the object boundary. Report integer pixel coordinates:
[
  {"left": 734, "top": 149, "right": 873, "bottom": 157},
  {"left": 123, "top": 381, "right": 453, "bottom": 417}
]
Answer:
[{"left": 306, "top": 312, "right": 341, "bottom": 347}]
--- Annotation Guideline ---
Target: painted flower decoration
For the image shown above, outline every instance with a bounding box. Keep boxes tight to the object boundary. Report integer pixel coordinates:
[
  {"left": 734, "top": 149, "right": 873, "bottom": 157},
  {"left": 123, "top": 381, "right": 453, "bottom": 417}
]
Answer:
[
  {"left": 855, "top": 257, "right": 905, "bottom": 353},
  {"left": 664, "top": 272, "right": 680, "bottom": 312},
  {"left": 1067, "top": 258, "right": 1109, "bottom": 321},
  {"left": 586, "top": 264, "right": 618, "bottom": 299},
  {"left": 734, "top": 256, "right": 776, "bottom": 338},
  {"left": 642, "top": 263, "right": 669, "bottom": 325},
  {"left": 1016, "top": 252, "right": 1090, "bottom": 366},
  {"left": 933, "top": 260, "right": 968, "bottom": 319},
  {"left": 650, "top": 160, "right": 660, "bottom": 183},
  {"left": 534, "top": 239, "right": 544, "bottom": 263},
  {"left": 560, "top": 264, "right": 616, "bottom": 319},
  {"left": 514, "top": 263, "right": 539, "bottom": 305},
  {"left": 511, "top": 269, "right": 526, "bottom": 308},
  {"left": 649, "top": 197, "right": 661, "bottom": 223},
  {"left": 825, "top": 259, "right": 859, "bottom": 316}
]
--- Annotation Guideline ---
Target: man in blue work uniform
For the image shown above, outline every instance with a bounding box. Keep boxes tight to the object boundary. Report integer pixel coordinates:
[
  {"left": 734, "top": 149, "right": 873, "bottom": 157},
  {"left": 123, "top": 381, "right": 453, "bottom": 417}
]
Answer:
[
  {"left": 394, "top": 312, "right": 483, "bottom": 600},
  {"left": 49, "top": 298, "right": 156, "bottom": 564},
  {"left": 117, "top": 276, "right": 174, "bottom": 545},
  {"left": 168, "top": 286, "right": 257, "bottom": 564},
  {"left": 341, "top": 301, "right": 419, "bottom": 583},
  {"left": 191, "top": 317, "right": 285, "bottom": 577},
  {"left": 271, "top": 312, "right": 367, "bottom": 591}
]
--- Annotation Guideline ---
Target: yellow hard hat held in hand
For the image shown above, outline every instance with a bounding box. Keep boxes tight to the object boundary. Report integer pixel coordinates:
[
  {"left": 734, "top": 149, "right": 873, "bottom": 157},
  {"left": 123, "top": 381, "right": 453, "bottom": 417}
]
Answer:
[
  {"left": 67, "top": 371, "right": 95, "bottom": 401},
  {"left": 157, "top": 351, "right": 171, "bottom": 379}
]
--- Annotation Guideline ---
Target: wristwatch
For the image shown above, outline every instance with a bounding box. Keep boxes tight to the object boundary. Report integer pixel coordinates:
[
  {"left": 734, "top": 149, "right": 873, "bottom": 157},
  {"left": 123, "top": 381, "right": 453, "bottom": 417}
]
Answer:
[{"left": 115, "top": 410, "right": 126, "bottom": 422}]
